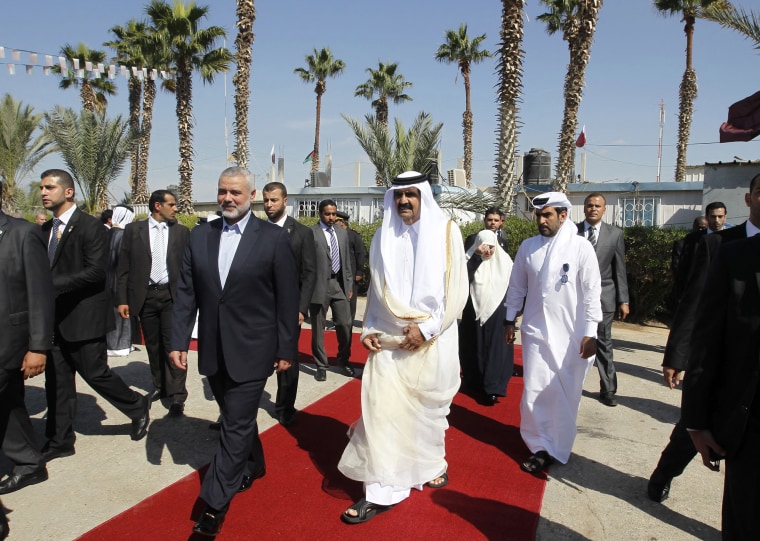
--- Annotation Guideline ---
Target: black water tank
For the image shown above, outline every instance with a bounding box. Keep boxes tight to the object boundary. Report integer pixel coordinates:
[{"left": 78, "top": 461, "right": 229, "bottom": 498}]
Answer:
[{"left": 523, "top": 148, "right": 551, "bottom": 184}]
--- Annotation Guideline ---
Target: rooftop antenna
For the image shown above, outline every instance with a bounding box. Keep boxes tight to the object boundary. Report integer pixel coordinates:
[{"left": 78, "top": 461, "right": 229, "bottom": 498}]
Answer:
[{"left": 657, "top": 99, "right": 665, "bottom": 183}]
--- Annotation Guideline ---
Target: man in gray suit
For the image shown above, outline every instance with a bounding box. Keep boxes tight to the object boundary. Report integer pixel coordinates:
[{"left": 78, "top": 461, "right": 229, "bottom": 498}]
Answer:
[
  {"left": 578, "top": 193, "right": 629, "bottom": 407},
  {"left": 310, "top": 200, "right": 354, "bottom": 382}
]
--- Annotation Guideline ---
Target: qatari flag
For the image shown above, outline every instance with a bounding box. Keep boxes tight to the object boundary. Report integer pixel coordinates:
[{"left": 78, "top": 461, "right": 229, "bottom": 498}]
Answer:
[{"left": 719, "top": 90, "right": 760, "bottom": 143}]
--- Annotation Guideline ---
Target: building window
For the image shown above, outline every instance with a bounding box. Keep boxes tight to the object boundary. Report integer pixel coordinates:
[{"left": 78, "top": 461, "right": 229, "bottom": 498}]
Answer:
[
  {"left": 296, "top": 199, "right": 320, "bottom": 218},
  {"left": 621, "top": 197, "right": 659, "bottom": 227},
  {"left": 371, "top": 198, "right": 384, "bottom": 222},
  {"left": 335, "top": 199, "right": 360, "bottom": 222}
]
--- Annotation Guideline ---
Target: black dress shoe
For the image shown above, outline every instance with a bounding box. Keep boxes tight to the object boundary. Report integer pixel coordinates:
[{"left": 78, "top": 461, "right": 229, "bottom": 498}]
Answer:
[
  {"left": 41, "top": 444, "right": 75, "bottom": 462},
  {"left": 339, "top": 363, "right": 355, "bottom": 377},
  {"left": 315, "top": 368, "right": 327, "bottom": 382},
  {"left": 149, "top": 388, "right": 162, "bottom": 402},
  {"left": 599, "top": 393, "right": 618, "bottom": 407},
  {"left": 485, "top": 394, "right": 499, "bottom": 406},
  {"left": 647, "top": 474, "right": 672, "bottom": 503},
  {"left": 278, "top": 412, "right": 296, "bottom": 427},
  {"left": 238, "top": 467, "right": 266, "bottom": 493},
  {"left": 130, "top": 398, "right": 151, "bottom": 441},
  {"left": 193, "top": 507, "right": 226, "bottom": 537},
  {"left": 168, "top": 402, "right": 185, "bottom": 416},
  {"left": 0, "top": 468, "right": 48, "bottom": 495}
]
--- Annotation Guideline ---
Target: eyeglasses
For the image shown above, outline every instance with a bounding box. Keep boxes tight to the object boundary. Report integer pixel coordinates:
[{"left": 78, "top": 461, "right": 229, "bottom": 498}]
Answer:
[{"left": 561, "top": 263, "right": 570, "bottom": 284}]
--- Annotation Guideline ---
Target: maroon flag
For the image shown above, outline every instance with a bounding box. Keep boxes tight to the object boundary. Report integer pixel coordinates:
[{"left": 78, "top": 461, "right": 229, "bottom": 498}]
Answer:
[
  {"left": 575, "top": 125, "right": 586, "bottom": 148},
  {"left": 719, "top": 90, "right": 760, "bottom": 143}
]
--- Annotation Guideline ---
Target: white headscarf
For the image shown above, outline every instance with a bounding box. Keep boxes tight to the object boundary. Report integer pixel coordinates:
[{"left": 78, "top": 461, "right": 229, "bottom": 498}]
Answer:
[
  {"left": 379, "top": 173, "right": 448, "bottom": 317},
  {"left": 531, "top": 192, "right": 576, "bottom": 295},
  {"left": 465, "top": 229, "right": 513, "bottom": 324},
  {"left": 111, "top": 206, "right": 135, "bottom": 229}
]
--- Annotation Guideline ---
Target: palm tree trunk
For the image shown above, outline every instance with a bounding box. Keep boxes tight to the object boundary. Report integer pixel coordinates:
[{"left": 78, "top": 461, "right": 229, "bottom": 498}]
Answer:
[
  {"left": 312, "top": 89, "right": 322, "bottom": 173},
  {"left": 233, "top": 0, "right": 256, "bottom": 169},
  {"left": 463, "top": 71, "right": 473, "bottom": 187},
  {"left": 127, "top": 76, "right": 142, "bottom": 196},
  {"left": 135, "top": 79, "right": 155, "bottom": 204},
  {"left": 494, "top": 0, "right": 526, "bottom": 215},
  {"left": 176, "top": 67, "right": 195, "bottom": 214},
  {"left": 81, "top": 80, "right": 97, "bottom": 113},
  {"left": 675, "top": 15, "right": 697, "bottom": 182},
  {"left": 374, "top": 101, "right": 389, "bottom": 186},
  {"left": 553, "top": 0, "right": 603, "bottom": 192}
]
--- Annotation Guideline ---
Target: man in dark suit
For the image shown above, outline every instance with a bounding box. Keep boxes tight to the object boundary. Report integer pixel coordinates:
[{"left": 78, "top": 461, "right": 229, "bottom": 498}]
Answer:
[
  {"left": 681, "top": 232, "right": 760, "bottom": 539},
  {"left": 39, "top": 169, "right": 150, "bottom": 461},
  {"left": 670, "top": 215, "right": 708, "bottom": 305},
  {"left": 335, "top": 210, "right": 366, "bottom": 325},
  {"left": 117, "top": 190, "right": 189, "bottom": 415},
  {"left": 169, "top": 167, "right": 299, "bottom": 536},
  {"left": 577, "top": 193, "right": 629, "bottom": 407},
  {"left": 0, "top": 192, "right": 53, "bottom": 495},
  {"left": 648, "top": 175, "right": 760, "bottom": 503},
  {"left": 464, "top": 207, "right": 509, "bottom": 254},
  {"left": 309, "top": 200, "right": 354, "bottom": 382},
  {"left": 262, "top": 181, "right": 316, "bottom": 427}
]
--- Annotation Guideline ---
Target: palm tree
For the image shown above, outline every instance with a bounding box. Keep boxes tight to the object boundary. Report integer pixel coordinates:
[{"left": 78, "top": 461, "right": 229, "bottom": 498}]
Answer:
[
  {"left": 343, "top": 111, "right": 443, "bottom": 186},
  {"left": 232, "top": 0, "right": 256, "bottom": 169},
  {"left": 435, "top": 24, "right": 492, "bottom": 187},
  {"left": 53, "top": 43, "right": 117, "bottom": 113},
  {"left": 655, "top": 1, "right": 724, "bottom": 182},
  {"left": 700, "top": 1, "right": 759, "bottom": 45},
  {"left": 494, "top": 1, "right": 527, "bottom": 215},
  {"left": 106, "top": 20, "right": 170, "bottom": 205},
  {"left": 294, "top": 48, "right": 346, "bottom": 173},
  {"left": 537, "top": 0, "right": 604, "bottom": 192},
  {"left": 0, "top": 94, "right": 54, "bottom": 213},
  {"left": 147, "top": 0, "right": 232, "bottom": 214},
  {"left": 44, "top": 107, "right": 139, "bottom": 213}
]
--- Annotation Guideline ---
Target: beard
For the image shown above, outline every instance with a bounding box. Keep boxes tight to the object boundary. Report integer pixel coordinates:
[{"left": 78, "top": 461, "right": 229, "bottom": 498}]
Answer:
[{"left": 220, "top": 200, "right": 251, "bottom": 221}]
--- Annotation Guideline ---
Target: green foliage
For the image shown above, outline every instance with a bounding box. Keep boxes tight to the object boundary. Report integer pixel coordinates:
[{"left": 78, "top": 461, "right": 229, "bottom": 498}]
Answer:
[
  {"left": 174, "top": 213, "right": 200, "bottom": 229},
  {"left": 623, "top": 225, "right": 685, "bottom": 323}
]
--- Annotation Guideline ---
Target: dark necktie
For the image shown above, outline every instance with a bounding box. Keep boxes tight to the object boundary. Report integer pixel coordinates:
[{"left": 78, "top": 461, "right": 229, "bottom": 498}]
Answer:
[
  {"left": 327, "top": 227, "right": 340, "bottom": 274},
  {"left": 588, "top": 225, "right": 597, "bottom": 249},
  {"left": 48, "top": 218, "right": 62, "bottom": 265}
]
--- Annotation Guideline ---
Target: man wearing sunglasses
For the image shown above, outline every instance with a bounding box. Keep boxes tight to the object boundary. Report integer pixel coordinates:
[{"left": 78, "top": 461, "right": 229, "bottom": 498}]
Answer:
[{"left": 504, "top": 192, "right": 602, "bottom": 474}]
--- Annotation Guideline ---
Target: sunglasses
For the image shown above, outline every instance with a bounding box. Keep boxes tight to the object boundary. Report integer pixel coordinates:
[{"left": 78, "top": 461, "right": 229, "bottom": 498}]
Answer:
[{"left": 561, "top": 263, "right": 570, "bottom": 284}]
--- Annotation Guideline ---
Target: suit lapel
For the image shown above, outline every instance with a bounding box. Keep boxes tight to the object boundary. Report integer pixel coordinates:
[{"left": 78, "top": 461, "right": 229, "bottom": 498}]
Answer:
[
  {"left": 139, "top": 220, "right": 151, "bottom": 258},
  {"left": 208, "top": 219, "right": 224, "bottom": 292},
  {"left": 223, "top": 215, "right": 260, "bottom": 291}
]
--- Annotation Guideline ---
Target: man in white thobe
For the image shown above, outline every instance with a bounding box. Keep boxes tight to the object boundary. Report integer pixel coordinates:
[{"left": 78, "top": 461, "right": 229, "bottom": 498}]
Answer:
[
  {"left": 504, "top": 192, "right": 602, "bottom": 473},
  {"left": 338, "top": 171, "right": 468, "bottom": 524}
]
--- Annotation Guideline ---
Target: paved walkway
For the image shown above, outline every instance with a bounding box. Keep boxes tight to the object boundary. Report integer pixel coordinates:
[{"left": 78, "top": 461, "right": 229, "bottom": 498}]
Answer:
[{"left": 1, "top": 303, "right": 723, "bottom": 540}]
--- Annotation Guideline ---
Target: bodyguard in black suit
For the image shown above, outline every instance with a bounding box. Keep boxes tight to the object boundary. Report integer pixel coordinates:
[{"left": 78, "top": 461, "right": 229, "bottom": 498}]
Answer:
[
  {"left": 0, "top": 204, "right": 53, "bottom": 495},
  {"left": 39, "top": 169, "right": 150, "bottom": 461},
  {"left": 170, "top": 168, "right": 299, "bottom": 536},
  {"left": 648, "top": 176, "right": 760, "bottom": 503},
  {"left": 577, "top": 193, "right": 629, "bottom": 407},
  {"left": 335, "top": 210, "right": 366, "bottom": 324},
  {"left": 262, "top": 182, "right": 317, "bottom": 427},
  {"left": 681, "top": 231, "right": 760, "bottom": 539},
  {"left": 116, "top": 190, "right": 189, "bottom": 414},
  {"left": 309, "top": 200, "right": 354, "bottom": 382}
]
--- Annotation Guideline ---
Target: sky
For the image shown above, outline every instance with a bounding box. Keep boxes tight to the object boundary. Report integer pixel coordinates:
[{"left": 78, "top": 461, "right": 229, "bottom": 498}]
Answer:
[{"left": 2, "top": 0, "right": 759, "bottom": 203}]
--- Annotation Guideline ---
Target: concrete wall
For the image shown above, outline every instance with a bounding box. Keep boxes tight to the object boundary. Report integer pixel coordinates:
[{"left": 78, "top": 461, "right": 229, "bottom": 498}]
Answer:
[{"left": 703, "top": 162, "right": 760, "bottom": 224}]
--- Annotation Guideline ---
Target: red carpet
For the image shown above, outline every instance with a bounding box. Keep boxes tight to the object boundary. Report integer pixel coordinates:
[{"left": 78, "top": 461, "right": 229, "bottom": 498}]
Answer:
[{"left": 78, "top": 335, "right": 544, "bottom": 541}]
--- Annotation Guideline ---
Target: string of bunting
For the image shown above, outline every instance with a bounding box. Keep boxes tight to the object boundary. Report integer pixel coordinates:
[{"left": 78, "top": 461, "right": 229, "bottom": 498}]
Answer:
[{"left": 0, "top": 45, "right": 173, "bottom": 80}]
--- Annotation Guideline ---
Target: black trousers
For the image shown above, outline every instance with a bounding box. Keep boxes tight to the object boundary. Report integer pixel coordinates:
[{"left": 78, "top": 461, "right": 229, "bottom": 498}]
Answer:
[
  {"left": 45, "top": 337, "right": 144, "bottom": 449},
  {"left": 722, "top": 417, "right": 760, "bottom": 540},
  {"left": 139, "top": 288, "right": 187, "bottom": 403},
  {"left": 595, "top": 311, "right": 618, "bottom": 395},
  {"left": 202, "top": 363, "right": 267, "bottom": 512},
  {"left": 0, "top": 368, "right": 44, "bottom": 475},
  {"left": 653, "top": 421, "right": 697, "bottom": 480},
  {"left": 275, "top": 327, "right": 300, "bottom": 418}
]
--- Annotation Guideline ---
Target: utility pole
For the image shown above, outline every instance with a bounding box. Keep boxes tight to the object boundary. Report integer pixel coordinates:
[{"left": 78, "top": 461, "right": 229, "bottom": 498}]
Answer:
[{"left": 657, "top": 100, "right": 665, "bottom": 183}]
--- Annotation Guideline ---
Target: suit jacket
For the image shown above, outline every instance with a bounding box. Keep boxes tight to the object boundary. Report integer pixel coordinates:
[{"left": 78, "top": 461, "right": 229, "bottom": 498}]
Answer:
[
  {"left": 346, "top": 227, "right": 366, "bottom": 283},
  {"left": 577, "top": 222, "right": 629, "bottom": 313},
  {"left": 116, "top": 219, "right": 190, "bottom": 312},
  {"left": 283, "top": 216, "right": 317, "bottom": 316},
  {"left": 170, "top": 214, "right": 300, "bottom": 382},
  {"left": 0, "top": 212, "right": 55, "bottom": 369},
  {"left": 464, "top": 229, "right": 509, "bottom": 254},
  {"left": 671, "top": 229, "right": 706, "bottom": 302},
  {"left": 681, "top": 234, "right": 760, "bottom": 457},
  {"left": 42, "top": 208, "right": 113, "bottom": 342},
  {"left": 663, "top": 223, "right": 748, "bottom": 371},
  {"left": 310, "top": 222, "right": 353, "bottom": 305}
]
